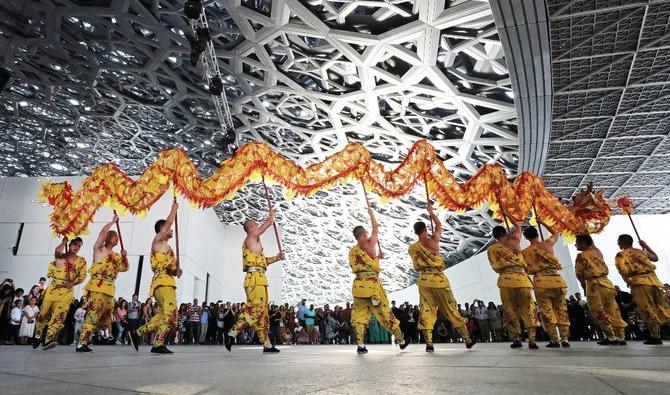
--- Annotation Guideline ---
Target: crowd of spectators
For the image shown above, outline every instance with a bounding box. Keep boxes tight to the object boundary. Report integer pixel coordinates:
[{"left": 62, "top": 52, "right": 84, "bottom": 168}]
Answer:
[{"left": 1, "top": 278, "right": 669, "bottom": 347}]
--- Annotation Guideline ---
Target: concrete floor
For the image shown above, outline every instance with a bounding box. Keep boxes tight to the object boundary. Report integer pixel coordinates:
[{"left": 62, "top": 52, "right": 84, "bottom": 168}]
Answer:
[{"left": 0, "top": 342, "right": 668, "bottom": 394}]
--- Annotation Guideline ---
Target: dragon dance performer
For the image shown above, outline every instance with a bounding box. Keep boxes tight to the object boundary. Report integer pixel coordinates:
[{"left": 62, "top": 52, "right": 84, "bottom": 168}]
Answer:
[
  {"left": 76, "top": 215, "right": 129, "bottom": 353},
  {"left": 614, "top": 235, "right": 670, "bottom": 345},
  {"left": 33, "top": 237, "right": 87, "bottom": 350},
  {"left": 522, "top": 226, "right": 570, "bottom": 348},
  {"left": 574, "top": 235, "right": 627, "bottom": 345},
  {"left": 225, "top": 208, "right": 285, "bottom": 353},
  {"left": 488, "top": 223, "right": 538, "bottom": 349},
  {"left": 135, "top": 200, "right": 181, "bottom": 354},
  {"left": 409, "top": 203, "right": 475, "bottom": 352},
  {"left": 349, "top": 207, "right": 409, "bottom": 354}
]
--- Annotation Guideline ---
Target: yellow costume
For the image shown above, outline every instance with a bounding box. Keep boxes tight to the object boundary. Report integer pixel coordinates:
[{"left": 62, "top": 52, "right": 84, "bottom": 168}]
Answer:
[
  {"left": 230, "top": 246, "right": 280, "bottom": 345},
  {"left": 575, "top": 249, "right": 627, "bottom": 339},
  {"left": 615, "top": 248, "right": 670, "bottom": 339},
  {"left": 349, "top": 246, "right": 404, "bottom": 344},
  {"left": 522, "top": 244, "right": 570, "bottom": 343},
  {"left": 79, "top": 252, "right": 128, "bottom": 345},
  {"left": 487, "top": 243, "right": 536, "bottom": 342},
  {"left": 34, "top": 256, "right": 87, "bottom": 342},
  {"left": 408, "top": 241, "right": 470, "bottom": 344},
  {"left": 137, "top": 249, "right": 178, "bottom": 347}
]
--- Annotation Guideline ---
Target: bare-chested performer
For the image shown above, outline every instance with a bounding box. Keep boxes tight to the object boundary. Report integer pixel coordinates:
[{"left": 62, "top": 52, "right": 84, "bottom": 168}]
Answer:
[
  {"left": 409, "top": 203, "right": 475, "bottom": 352},
  {"left": 33, "top": 237, "right": 87, "bottom": 350},
  {"left": 349, "top": 207, "right": 408, "bottom": 354},
  {"left": 225, "top": 208, "right": 285, "bottom": 353},
  {"left": 135, "top": 200, "right": 181, "bottom": 354},
  {"left": 76, "top": 215, "right": 129, "bottom": 353}
]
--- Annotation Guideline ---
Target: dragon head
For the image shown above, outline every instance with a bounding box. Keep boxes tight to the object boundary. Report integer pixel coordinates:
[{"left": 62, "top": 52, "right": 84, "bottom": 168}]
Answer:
[{"left": 568, "top": 182, "right": 612, "bottom": 233}]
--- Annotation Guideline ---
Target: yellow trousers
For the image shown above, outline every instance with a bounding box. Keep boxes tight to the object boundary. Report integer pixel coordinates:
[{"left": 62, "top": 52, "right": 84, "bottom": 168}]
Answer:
[
  {"left": 351, "top": 293, "right": 403, "bottom": 345},
  {"left": 631, "top": 284, "right": 670, "bottom": 339},
  {"left": 417, "top": 287, "right": 470, "bottom": 344},
  {"left": 137, "top": 286, "right": 177, "bottom": 347},
  {"left": 587, "top": 283, "right": 627, "bottom": 339},
  {"left": 499, "top": 287, "right": 536, "bottom": 342},
  {"left": 79, "top": 291, "right": 114, "bottom": 346},
  {"left": 535, "top": 287, "right": 570, "bottom": 343},
  {"left": 231, "top": 285, "right": 270, "bottom": 345},
  {"left": 34, "top": 297, "right": 71, "bottom": 342}
]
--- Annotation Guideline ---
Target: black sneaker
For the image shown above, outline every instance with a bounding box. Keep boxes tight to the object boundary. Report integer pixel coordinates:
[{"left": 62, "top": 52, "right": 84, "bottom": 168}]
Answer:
[
  {"left": 31, "top": 337, "right": 41, "bottom": 349},
  {"left": 528, "top": 342, "right": 539, "bottom": 350},
  {"left": 356, "top": 346, "right": 368, "bottom": 354},
  {"left": 263, "top": 346, "right": 280, "bottom": 353},
  {"left": 398, "top": 339, "right": 410, "bottom": 350},
  {"left": 150, "top": 345, "right": 171, "bottom": 354},
  {"left": 561, "top": 341, "right": 571, "bottom": 348},
  {"left": 643, "top": 338, "right": 662, "bottom": 345},
  {"left": 466, "top": 339, "right": 476, "bottom": 349},
  {"left": 42, "top": 341, "right": 56, "bottom": 351},
  {"left": 76, "top": 345, "right": 93, "bottom": 353},
  {"left": 224, "top": 335, "right": 233, "bottom": 352},
  {"left": 618, "top": 340, "right": 628, "bottom": 346},
  {"left": 128, "top": 331, "right": 139, "bottom": 353},
  {"left": 426, "top": 344, "right": 434, "bottom": 352},
  {"left": 510, "top": 341, "right": 523, "bottom": 349},
  {"left": 597, "top": 339, "right": 615, "bottom": 346},
  {"left": 546, "top": 342, "right": 561, "bottom": 348}
]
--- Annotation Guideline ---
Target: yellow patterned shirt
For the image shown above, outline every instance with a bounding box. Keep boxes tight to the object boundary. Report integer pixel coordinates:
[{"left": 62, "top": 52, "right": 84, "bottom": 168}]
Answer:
[
  {"left": 84, "top": 252, "right": 129, "bottom": 297},
  {"left": 44, "top": 256, "right": 88, "bottom": 302},
  {"left": 521, "top": 244, "right": 567, "bottom": 289},
  {"left": 408, "top": 241, "right": 450, "bottom": 289},
  {"left": 349, "top": 246, "right": 386, "bottom": 299},
  {"left": 615, "top": 248, "right": 663, "bottom": 287},
  {"left": 575, "top": 249, "right": 614, "bottom": 292},
  {"left": 150, "top": 249, "right": 178, "bottom": 296},
  {"left": 242, "top": 246, "right": 275, "bottom": 288},
  {"left": 487, "top": 243, "right": 533, "bottom": 288}
]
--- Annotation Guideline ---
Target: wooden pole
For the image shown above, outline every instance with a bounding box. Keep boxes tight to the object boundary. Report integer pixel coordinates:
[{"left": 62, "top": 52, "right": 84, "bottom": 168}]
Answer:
[
  {"left": 112, "top": 210, "right": 125, "bottom": 251},
  {"left": 261, "top": 175, "right": 283, "bottom": 253},
  {"left": 360, "top": 178, "right": 383, "bottom": 255},
  {"left": 495, "top": 191, "right": 510, "bottom": 231},
  {"left": 173, "top": 195, "right": 181, "bottom": 270},
  {"left": 532, "top": 202, "right": 544, "bottom": 242},
  {"left": 424, "top": 173, "right": 434, "bottom": 233},
  {"left": 626, "top": 213, "right": 641, "bottom": 241}
]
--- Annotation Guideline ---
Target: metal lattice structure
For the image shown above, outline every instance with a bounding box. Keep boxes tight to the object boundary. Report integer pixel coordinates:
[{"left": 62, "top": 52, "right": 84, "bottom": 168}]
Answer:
[
  {"left": 0, "top": 0, "right": 518, "bottom": 303},
  {"left": 545, "top": 0, "right": 670, "bottom": 213}
]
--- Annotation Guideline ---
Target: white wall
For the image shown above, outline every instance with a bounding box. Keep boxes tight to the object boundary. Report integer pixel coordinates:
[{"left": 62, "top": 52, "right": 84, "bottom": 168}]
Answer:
[{"left": 0, "top": 176, "right": 281, "bottom": 305}]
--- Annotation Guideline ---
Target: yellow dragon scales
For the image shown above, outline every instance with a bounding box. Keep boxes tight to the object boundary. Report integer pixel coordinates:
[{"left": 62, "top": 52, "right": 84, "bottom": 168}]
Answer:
[{"left": 39, "top": 139, "right": 611, "bottom": 238}]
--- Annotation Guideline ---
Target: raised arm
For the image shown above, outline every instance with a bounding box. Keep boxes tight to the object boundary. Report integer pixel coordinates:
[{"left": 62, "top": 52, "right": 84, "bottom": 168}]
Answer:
[
  {"left": 255, "top": 209, "right": 276, "bottom": 237},
  {"left": 639, "top": 240, "right": 659, "bottom": 262},
  {"left": 511, "top": 221, "right": 522, "bottom": 243},
  {"left": 95, "top": 215, "right": 119, "bottom": 250},
  {"left": 156, "top": 200, "right": 178, "bottom": 241},
  {"left": 368, "top": 207, "right": 379, "bottom": 244},
  {"left": 428, "top": 203, "right": 442, "bottom": 242},
  {"left": 542, "top": 223, "right": 559, "bottom": 247},
  {"left": 54, "top": 237, "right": 68, "bottom": 259}
]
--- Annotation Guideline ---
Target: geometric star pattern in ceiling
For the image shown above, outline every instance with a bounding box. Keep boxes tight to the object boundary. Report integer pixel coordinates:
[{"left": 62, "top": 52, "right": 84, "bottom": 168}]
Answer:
[
  {"left": 0, "top": 0, "right": 517, "bottom": 303},
  {"left": 544, "top": 0, "right": 670, "bottom": 213}
]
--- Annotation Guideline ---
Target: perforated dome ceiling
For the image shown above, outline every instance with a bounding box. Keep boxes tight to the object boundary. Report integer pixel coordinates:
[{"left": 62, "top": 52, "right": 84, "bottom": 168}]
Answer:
[{"left": 0, "top": 0, "right": 518, "bottom": 303}]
